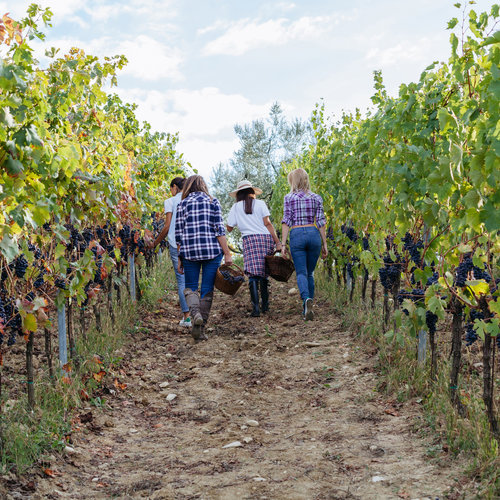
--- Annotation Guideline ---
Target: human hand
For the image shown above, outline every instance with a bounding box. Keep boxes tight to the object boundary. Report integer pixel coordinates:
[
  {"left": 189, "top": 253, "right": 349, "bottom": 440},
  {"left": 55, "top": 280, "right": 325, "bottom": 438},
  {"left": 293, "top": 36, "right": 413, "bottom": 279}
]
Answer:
[
  {"left": 177, "top": 258, "right": 184, "bottom": 274},
  {"left": 275, "top": 242, "right": 283, "bottom": 253},
  {"left": 224, "top": 252, "right": 233, "bottom": 266},
  {"left": 321, "top": 242, "right": 328, "bottom": 260}
]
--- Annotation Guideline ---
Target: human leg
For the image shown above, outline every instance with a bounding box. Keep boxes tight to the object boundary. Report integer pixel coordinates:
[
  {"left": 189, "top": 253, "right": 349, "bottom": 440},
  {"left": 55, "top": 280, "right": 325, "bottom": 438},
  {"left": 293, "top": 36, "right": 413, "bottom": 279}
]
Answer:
[
  {"left": 289, "top": 228, "right": 309, "bottom": 301},
  {"left": 182, "top": 259, "right": 204, "bottom": 340},
  {"left": 305, "top": 228, "right": 322, "bottom": 300},
  {"left": 168, "top": 244, "right": 189, "bottom": 321},
  {"left": 248, "top": 276, "right": 260, "bottom": 317},
  {"left": 260, "top": 277, "right": 269, "bottom": 313},
  {"left": 199, "top": 253, "right": 223, "bottom": 298}
]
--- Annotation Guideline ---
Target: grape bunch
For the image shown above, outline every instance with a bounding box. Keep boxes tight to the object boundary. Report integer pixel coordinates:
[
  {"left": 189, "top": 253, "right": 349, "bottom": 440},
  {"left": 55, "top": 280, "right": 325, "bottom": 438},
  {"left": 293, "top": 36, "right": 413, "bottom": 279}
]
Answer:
[
  {"left": 402, "top": 232, "right": 423, "bottom": 266},
  {"left": 454, "top": 254, "right": 473, "bottom": 287},
  {"left": 464, "top": 309, "right": 484, "bottom": 346},
  {"left": 362, "top": 236, "right": 370, "bottom": 251},
  {"left": 341, "top": 224, "right": 358, "bottom": 242},
  {"left": 14, "top": 254, "right": 28, "bottom": 279},
  {"left": 472, "top": 264, "right": 491, "bottom": 283},
  {"left": 326, "top": 226, "right": 334, "bottom": 241},
  {"left": 54, "top": 276, "right": 67, "bottom": 289},
  {"left": 379, "top": 255, "right": 401, "bottom": 291},
  {"left": 425, "top": 310, "right": 438, "bottom": 335},
  {"left": 220, "top": 270, "right": 244, "bottom": 284},
  {"left": 426, "top": 271, "right": 439, "bottom": 287}
]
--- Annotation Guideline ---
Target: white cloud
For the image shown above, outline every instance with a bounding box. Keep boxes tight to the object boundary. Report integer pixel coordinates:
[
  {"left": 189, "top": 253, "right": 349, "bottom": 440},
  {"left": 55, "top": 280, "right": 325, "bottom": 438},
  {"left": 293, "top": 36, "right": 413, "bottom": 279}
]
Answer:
[
  {"left": 30, "top": 34, "right": 184, "bottom": 82},
  {"left": 201, "top": 15, "right": 338, "bottom": 56},
  {"left": 365, "top": 35, "right": 441, "bottom": 67},
  {"left": 113, "top": 87, "right": 278, "bottom": 172}
]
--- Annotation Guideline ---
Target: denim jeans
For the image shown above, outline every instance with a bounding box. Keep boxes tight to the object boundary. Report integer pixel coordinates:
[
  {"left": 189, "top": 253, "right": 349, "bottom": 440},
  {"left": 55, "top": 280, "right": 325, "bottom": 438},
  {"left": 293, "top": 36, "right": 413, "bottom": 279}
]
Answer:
[
  {"left": 289, "top": 227, "right": 322, "bottom": 301},
  {"left": 183, "top": 253, "right": 223, "bottom": 298},
  {"left": 168, "top": 244, "right": 189, "bottom": 313}
]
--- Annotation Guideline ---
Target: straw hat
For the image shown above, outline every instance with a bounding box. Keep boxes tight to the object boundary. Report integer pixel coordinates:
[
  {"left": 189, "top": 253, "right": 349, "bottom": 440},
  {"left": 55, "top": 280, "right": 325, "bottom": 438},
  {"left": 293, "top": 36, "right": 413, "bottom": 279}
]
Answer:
[{"left": 229, "top": 179, "right": 263, "bottom": 198}]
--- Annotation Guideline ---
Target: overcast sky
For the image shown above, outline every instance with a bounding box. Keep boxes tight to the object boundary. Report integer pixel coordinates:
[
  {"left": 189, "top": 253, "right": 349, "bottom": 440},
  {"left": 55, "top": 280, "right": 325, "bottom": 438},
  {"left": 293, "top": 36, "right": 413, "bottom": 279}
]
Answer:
[{"left": 2, "top": 0, "right": 496, "bottom": 177}]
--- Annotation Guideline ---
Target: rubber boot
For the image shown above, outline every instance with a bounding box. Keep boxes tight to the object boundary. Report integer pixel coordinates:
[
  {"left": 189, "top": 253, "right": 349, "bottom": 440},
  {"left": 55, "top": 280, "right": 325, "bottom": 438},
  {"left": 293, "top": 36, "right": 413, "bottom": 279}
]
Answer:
[
  {"left": 199, "top": 291, "right": 214, "bottom": 341},
  {"left": 184, "top": 288, "right": 204, "bottom": 341},
  {"left": 249, "top": 279, "right": 260, "bottom": 317},
  {"left": 260, "top": 277, "right": 269, "bottom": 313}
]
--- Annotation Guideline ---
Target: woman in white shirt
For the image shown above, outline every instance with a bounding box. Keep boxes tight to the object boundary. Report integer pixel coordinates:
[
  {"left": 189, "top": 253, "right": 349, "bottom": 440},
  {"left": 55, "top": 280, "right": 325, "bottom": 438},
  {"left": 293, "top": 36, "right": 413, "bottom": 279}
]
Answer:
[
  {"left": 149, "top": 177, "right": 190, "bottom": 327},
  {"left": 226, "top": 180, "right": 282, "bottom": 316}
]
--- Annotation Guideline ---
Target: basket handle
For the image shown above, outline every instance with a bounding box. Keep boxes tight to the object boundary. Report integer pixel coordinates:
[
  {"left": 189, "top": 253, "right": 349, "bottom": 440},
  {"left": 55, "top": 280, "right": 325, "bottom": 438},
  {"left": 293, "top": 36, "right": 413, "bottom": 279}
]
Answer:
[
  {"left": 271, "top": 249, "right": 292, "bottom": 260},
  {"left": 219, "top": 262, "right": 245, "bottom": 275}
]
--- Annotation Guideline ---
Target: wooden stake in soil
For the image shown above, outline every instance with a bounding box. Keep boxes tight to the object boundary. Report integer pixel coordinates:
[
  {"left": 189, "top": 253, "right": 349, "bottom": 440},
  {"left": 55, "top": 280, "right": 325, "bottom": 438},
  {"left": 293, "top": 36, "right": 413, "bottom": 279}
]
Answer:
[
  {"left": 44, "top": 327, "right": 54, "bottom": 381},
  {"left": 449, "top": 297, "right": 466, "bottom": 417}
]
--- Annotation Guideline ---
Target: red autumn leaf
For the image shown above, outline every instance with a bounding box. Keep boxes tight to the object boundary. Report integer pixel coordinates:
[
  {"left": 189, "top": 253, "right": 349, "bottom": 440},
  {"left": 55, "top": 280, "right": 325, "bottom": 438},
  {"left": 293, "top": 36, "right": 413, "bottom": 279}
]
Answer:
[
  {"left": 43, "top": 468, "right": 56, "bottom": 477},
  {"left": 93, "top": 355, "right": 103, "bottom": 364},
  {"left": 93, "top": 370, "right": 106, "bottom": 382},
  {"left": 61, "top": 376, "right": 71, "bottom": 385},
  {"left": 80, "top": 389, "right": 90, "bottom": 401},
  {"left": 62, "top": 363, "right": 72, "bottom": 373}
]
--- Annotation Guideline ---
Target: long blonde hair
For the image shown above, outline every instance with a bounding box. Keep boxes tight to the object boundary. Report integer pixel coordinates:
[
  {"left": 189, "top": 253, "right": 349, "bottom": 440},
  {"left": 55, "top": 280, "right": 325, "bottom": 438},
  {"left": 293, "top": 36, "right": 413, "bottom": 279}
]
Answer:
[{"left": 287, "top": 168, "right": 311, "bottom": 193}]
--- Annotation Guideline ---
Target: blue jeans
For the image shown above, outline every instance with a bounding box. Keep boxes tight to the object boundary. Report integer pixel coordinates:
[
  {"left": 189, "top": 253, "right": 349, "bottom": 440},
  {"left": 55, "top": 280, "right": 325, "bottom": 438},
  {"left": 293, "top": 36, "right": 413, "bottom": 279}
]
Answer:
[
  {"left": 183, "top": 253, "right": 223, "bottom": 298},
  {"left": 168, "top": 244, "right": 189, "bottom": 313},
  {"left": 289, "top": 227, "right": 322, "bottom": 301}
]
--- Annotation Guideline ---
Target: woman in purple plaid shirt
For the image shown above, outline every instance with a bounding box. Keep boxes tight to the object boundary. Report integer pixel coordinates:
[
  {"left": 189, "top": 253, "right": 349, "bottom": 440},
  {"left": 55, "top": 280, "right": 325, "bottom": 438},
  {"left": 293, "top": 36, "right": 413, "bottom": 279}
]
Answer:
[
  {"left": 226, "top": 180, "right": 282, "bottom": 317},
  {"left": 175, "top": 175, "right": 233, "bottom": 342},
  {"left": 281, "top": 168, "right": 328, "bottom": 321}
]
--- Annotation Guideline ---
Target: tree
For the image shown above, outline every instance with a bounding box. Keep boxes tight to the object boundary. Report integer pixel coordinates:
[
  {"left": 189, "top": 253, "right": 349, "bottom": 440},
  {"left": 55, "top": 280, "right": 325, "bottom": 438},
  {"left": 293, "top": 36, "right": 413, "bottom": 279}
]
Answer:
[{"left": 211, "top": 103, "right": 311, "bottom": 219}]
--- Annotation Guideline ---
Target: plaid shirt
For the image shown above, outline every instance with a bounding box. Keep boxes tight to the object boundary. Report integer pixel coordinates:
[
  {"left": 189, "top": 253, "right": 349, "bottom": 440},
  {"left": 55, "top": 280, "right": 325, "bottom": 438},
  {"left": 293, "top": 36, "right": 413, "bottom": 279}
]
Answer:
[
  {"left": 175, "top": 192, "right": 226, "bottom": 261},
  {"left": 282, "top": 191, "right": 326, "bottom": 228}
]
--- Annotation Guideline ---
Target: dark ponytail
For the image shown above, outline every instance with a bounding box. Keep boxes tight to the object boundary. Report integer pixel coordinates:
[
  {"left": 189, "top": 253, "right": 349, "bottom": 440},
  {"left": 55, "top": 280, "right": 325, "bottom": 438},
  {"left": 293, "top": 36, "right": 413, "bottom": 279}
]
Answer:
[
  {"left": 236, "top": 187, "right": 255, "bottom": 214},
  {"left": 170, "top": 177, "right": 185, "bottom": 190}
]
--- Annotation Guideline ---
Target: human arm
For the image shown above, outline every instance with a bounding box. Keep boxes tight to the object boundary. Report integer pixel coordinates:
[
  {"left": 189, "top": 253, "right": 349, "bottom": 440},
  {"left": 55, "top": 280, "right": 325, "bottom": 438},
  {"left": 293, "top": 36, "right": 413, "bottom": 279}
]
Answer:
[
  {"left": 149, "top": 212, "right": 172, "bottom": 248},
  {"left": 217, "top": 235, "right": 233, "bottom": 265},
  {"left": 318, "top": 225, "right": 328, "bottom": 259},
  {"left": 314, "top": 194, "right": 328, "bottom": 259},
  {"left": 226, "top": 225, "right": 234, "bottom": 233},
  {"left": 263, "top": 216, "right": 282, "bottom": 252}
]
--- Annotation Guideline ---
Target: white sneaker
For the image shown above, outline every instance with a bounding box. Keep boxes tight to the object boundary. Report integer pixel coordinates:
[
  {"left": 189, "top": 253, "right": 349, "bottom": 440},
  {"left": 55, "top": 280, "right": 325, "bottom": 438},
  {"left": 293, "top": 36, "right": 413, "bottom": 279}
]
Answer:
[
  {"left": 179, "top": 318, "right": 191, "bottom": 327},
  {"left": 303, "top": 298, "right": 314, "bottom": 321}
]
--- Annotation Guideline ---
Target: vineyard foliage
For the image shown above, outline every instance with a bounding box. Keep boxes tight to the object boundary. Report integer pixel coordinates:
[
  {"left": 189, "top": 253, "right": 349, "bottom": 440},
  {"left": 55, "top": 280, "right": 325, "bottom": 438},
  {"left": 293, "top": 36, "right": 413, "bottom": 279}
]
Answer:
[
  {"left": 0, "top": 6, "right": 186, "bottom": 342},
  {"left": 271, "top": 4, "right": 499, "bottom": 433}
]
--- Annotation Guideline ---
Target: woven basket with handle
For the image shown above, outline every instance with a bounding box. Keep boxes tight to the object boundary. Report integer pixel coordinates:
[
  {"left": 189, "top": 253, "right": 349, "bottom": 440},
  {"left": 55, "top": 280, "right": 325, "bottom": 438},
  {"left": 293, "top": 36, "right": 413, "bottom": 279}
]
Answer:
[
  {"left": 214, "top": 263, "right": 245, "bottom": 295},
  {"left": 265, "top": 252, "right": 295, "bottom": 282}
]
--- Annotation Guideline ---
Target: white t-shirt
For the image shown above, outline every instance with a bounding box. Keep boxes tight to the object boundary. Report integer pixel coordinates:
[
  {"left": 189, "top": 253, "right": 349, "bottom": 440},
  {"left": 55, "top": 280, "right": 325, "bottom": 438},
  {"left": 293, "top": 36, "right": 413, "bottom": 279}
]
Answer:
[
  {"left": 227, "top": 199, "right": 271, "bottom": 237},
  {"left": 164, "top": 192, "right": 182, "bottom": 248}
]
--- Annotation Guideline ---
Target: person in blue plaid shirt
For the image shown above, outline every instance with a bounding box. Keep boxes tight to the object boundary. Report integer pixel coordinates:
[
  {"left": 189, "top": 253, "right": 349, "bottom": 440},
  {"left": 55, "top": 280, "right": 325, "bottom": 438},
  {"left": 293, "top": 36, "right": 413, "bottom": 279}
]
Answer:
[{"left": 175, "top": 175, "right": 232, "bottom": 342}]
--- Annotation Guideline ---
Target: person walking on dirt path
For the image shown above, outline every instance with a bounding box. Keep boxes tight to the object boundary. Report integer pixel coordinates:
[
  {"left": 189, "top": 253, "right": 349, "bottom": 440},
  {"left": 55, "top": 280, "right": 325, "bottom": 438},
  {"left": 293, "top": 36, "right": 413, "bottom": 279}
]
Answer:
[
  {"left": 175, "top": 175, "right": 233, "bottom": 342},
  {"left": 226, "top": 180, "right": 282, "bottom": 317},
  {"left": 148, "top": 177, "right": 191, "bottom": 328},
  {"left": 281, "top": 168, "right": 328, "bottom": 321}
]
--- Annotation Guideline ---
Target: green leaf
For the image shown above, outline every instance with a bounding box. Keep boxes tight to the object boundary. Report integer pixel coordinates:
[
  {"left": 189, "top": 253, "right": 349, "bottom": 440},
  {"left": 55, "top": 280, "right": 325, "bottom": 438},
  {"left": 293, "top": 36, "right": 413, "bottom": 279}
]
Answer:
[
  {"left": 447, "top": 18, "right": 459, "bottom": 29},
  {"left": 4, "top": 156, "right": 24, "bottom": 176},
  {"left": 23, "top": 313, "right": 37, "bottom": 332},
  {"left": 0, "top": 234, "right": 19, "bottom": 262},
  {"left": 55, "top": 243, "right": 66, "bottom": 259},
  {"left": 464, "top": 280, "right": 490, "bottom": 296}
]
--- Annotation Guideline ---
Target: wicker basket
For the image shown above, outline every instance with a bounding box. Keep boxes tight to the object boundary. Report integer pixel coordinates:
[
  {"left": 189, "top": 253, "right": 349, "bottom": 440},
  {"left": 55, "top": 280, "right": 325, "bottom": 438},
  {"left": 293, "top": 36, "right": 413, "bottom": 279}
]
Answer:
[
  {"left": 265, "top": 252, "right": 295, "bottom": 282},
  {"left": 214, "top": 263, "right": 245, "bottom": 295}
]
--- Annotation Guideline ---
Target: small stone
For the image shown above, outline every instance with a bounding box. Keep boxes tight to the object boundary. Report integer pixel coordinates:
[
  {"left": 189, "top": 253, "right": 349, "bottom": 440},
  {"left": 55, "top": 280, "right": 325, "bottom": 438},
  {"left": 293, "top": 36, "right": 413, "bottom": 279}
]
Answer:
[
  {"left": 92, "top": 477, "right": 99, "bottom": 482},
  {"left": 246, "top": 419, "right": 259, "bottom": 427},
  {"left": 371, "top": 476, "right": 387, "bottom": 483},
  {"left": 222, "top": 441, "right": 243, "bottom": 449},
  {"left": 104, "top": 420, "right": 114, "bottom": 428},
  {"left": 165, "top": 353, "right": 173, "bottom": 358},
  {"left": 64, "top": 446, "right": 78, "bottom": 454},
  {"left": 240, "top": 425, "right": 248, "bottom": 430},
  {"left": 252, "top": 476, "right": 266, "bottom": 482},
  {"left": 304, "top": 342, "right": 322, "bottom": 348},
  {"left": 166, "top": 394, "right": 177, "bottom": 402},
  {"left": 203, "top": 449, "right": 209, "bottom": 453},
  {"left": 243, "top": 436, "right": 253, "bottom": 444},
  {"left": 129, "top": 428, "right": 138, "bottom": 434},
  {"left": 159, "top": 382, "right": 169, "bottom": 388},
  {"left": 288, "top": 288, "right": 298, "bottom": 295}
]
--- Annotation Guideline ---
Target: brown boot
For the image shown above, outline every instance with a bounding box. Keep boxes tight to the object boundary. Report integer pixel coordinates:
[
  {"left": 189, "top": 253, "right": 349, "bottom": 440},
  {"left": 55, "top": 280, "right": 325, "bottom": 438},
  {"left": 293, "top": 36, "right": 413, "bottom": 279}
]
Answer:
[
  {"left": 184, "top": 288, "right": 204, "bottom": 341},
  {"left": 199, "top": 291, "right": 214, "bottom": 341}
]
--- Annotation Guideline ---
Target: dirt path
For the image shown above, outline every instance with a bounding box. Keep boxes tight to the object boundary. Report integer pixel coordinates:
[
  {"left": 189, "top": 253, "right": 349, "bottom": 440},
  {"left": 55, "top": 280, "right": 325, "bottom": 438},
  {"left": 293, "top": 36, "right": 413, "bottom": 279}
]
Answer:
[{"left": 26, "top": 281, "right": 467, "bottom": 499}]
